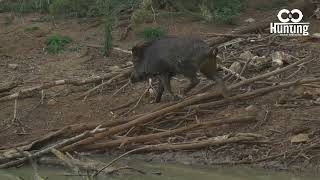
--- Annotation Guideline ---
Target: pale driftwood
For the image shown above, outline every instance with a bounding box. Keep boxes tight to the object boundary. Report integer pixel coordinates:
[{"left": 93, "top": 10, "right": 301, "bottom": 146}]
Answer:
[
  {"left": 0, "top": 72, "right": 121, "bottom": 103},
  {"left": 0, "top": 126, "right": 104, "bottom": 169},
  {"left": 85, "top": 43, "right": 132, "bottom": 54},
  {"left": 60, "top": 56, "right": 308, "bottom": 153}
]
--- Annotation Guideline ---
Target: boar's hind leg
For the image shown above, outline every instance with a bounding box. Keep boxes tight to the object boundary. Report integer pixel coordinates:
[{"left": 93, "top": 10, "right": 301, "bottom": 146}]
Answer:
[
  {"left": 201, "top": 66, "right": 229, "bottom": 98},
  {"left": 158, "top": 73, "right": 180, "bottom": 101},
  {"left": 213, "top": 76, "right": 229, "bottom": 98},
  {"left": 183, "top": 72, "right": 200, "bottom": 94}
]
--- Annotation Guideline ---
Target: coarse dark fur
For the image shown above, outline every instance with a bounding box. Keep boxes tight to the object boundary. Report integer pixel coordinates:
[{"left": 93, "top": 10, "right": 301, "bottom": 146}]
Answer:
[{"left": 130, "top": 36, "right": 228, "bottom": 102}]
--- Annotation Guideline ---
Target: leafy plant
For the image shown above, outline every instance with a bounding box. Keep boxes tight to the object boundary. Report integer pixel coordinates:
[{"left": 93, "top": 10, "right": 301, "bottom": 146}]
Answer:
[
  {"left": 209, "top": 0, "right": 242, "bottom": 24},
  {"left": 139, "top": 26, "right": 165, "bottom": 40},
  {"left": 45, "top": 34, "right": 72, "bottom": 54}
]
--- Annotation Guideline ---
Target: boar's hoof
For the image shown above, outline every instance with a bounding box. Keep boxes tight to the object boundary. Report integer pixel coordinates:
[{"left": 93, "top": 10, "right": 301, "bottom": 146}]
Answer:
[{"left": 171, "top": 94, "right": 183, "bottom": 101}]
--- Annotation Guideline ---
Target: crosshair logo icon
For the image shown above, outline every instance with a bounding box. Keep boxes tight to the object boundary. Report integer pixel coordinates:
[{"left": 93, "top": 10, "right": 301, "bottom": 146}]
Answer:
[{"left": 277, "top": 9, "right": 303, "bottom": 23}]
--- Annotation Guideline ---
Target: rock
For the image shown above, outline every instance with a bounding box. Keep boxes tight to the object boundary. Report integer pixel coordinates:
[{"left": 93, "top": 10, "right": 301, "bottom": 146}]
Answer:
[
  {"left": 245, "top": 105, "right": 258, "bottom": 112},
  {"left": 229, "top": 61, "right": 242, "bottom": 73},
  {"left": 245, "top": 18, "right": 255, "bottom": 23},
  {"left": 126, "top": 61, "right": 133, "bottom": 66},
  {"left": 316, "top": 97, "right": 320, "bottom": 102},
  {"left": 8, "top": 64, "right": 18, "bottom": 70},
  {"left": 239, "top": 51, "right": 255, "bottom": 61},
  {"left": 252, "top": 55, "right": 269, "bottom": 66},
  {"left": 109, "top": 65, "right": 120, "bottom": 72},
  {"left": 271, "top": 51, "right": 291, "bottom": 67},
  {"left": 291, "top": 133, "right": 309, "bottom": 143},
  {"left": 47, "top": 99, "right": 57, "bottom": 106}
]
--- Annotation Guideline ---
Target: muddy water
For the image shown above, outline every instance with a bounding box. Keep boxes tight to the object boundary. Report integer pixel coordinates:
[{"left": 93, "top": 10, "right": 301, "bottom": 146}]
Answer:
[{"left": 0, "top": 161, "right": 318, "bottom": 180}]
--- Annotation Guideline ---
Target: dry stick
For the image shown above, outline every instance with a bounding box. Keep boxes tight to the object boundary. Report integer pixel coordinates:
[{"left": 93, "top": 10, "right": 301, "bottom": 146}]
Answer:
[
  {"left": 211, "top": 141, "right": 320, "bottom": 165},
  {"left": 0, "top": 126, "right": 104, "bottom": 169},
  {"left": 60, "top": 57, "right": 308, "bottom": 152},
  {"left": 0, "top": 81, "right": 20, "bottom": 94},
  {"left": 83, "top": 116, "right": 256, "bottom": 151},
  {"left": 191, "top": 77, "right": 320, "bottom": 110},
  {"left": 232, "top": 58, "right": 252, "bottom": 84},
  {"left": 218, "top": 64, "right": 247, "bottom": 81},
  {"left": 110, "top": 98, "right": 139, "bottom": 111},
  {"left": 81, "top": 70, "right": 131, "bottom": 101},
  {"left": 112, "top": 81, "right": 130, "bottom": 97},
  {"left": 121, "top": 85, "right": 150, "bottom": 116},
  {"left": 138, "top": 135, "right": 257, "bottom": 151},
  {"left": 15, "top": 149, "right": 42, "bottom": 180},
  {"left": 93, "top": 146, "right": 147, "bottom": 177},
  {"left": 0, "top": 72, "right": 122, "bottom": 103}
]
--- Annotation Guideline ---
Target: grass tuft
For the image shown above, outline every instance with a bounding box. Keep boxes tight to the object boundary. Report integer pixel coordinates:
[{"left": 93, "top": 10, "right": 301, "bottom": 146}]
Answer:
[
  {"left": 139, "top": 26, "right": 165, "bottom": 40},
  {"left": 45, "top": 34, "right": 72, "bottom": 54}
]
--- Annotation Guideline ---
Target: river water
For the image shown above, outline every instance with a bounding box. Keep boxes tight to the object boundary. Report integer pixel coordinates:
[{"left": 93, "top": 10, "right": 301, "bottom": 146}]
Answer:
[{"left": 0, "top": 161, "right": 318, "bottom": 180}]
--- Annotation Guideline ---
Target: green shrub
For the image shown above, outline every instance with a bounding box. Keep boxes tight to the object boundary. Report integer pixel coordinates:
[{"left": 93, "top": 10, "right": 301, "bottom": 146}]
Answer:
[
  {"left": 45, "top": 34, "right": 72, "bottom": 54},
  {"left": 139, "top": 26, "right": 165, "bottom": 40},
  {"left": 209, "top": 0, "right": 242, "bottom": 24},
  {"left": 255, "top": 0, "right": 288, "bottom": 11},
  {"left": 102, "top": 17, "right": 113, "bottom": 56},
  {"left": 131, "top": 9, "right": 154, "bottom": 24}
]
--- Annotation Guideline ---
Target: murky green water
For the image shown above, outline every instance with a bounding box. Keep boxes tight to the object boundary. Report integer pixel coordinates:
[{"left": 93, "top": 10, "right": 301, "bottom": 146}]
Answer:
[{"left": 0, "top": 161, "right": 319, "bottom": 180}]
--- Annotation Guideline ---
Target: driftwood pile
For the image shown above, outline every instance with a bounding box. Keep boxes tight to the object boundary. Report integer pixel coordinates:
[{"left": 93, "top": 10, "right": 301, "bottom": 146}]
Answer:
[{"left": 0, "top": 0, "right": 319, "bottom": 176}]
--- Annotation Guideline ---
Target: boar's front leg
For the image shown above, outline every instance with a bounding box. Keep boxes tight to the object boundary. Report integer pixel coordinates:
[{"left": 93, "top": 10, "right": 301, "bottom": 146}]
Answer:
[
  {"left": 183, "top": 71, "right": 200, "bottom": 95},
  {"left": 154, "top": 80, "right": 164, "bottom": 103},
  {"left": 157, "top": 73, "right": 181, "bottom": 102}
]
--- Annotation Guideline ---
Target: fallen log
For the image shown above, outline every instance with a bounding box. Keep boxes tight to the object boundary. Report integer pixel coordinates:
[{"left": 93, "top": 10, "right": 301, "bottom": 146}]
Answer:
[
  {"left": 139, "top": 135, "right": 257, "bottom": 151},
  {"left": 192, "top": 77, "right": 320, "bottom": 110},
  {"left": 60, "top": 57, "right": 308, "bottom": 152},
  {"left": 0, "top": 126, "right": 104, "bottom": 169},
  {"left": 83, "top": 116, "right": 256, "bottom": 151},
  {"left": 0, "top": 71, "right": 123, "bottom": 103}
]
